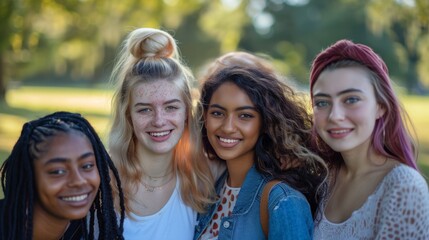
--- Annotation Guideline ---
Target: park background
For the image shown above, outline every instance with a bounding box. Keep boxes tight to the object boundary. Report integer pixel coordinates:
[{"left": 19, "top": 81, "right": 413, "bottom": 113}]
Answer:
[{"left": 1, "top": 0, "right": 428, "bottom": 193}]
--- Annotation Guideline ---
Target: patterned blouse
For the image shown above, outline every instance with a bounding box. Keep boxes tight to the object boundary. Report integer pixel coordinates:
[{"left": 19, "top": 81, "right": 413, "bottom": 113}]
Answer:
[
  {"left": 314, "top": 164, "right": 429, "bottom": 240},
  {"left": 200, "top": 180, "right": 240, "bottom": 240}
]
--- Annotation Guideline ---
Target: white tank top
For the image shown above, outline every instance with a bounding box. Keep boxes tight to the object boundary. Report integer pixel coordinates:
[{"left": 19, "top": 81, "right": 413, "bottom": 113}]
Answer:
[{"left": 123, "top": 177, "right": 197, "bottom": 240}]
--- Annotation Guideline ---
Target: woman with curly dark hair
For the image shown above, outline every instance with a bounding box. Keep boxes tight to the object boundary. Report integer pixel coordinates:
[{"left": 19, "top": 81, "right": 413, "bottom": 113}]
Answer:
[{"left": 194, "top": 52, "right": 327, "bottom": 239}]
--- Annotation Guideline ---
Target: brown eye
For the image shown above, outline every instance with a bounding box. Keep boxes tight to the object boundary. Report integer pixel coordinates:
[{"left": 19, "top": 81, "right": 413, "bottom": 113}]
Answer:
[
  {"left": 239, "top": 113, "right": 254, "bottom": 119},
  {"left": 210, "top": 111, "right": 223, "bottom": 117},
  {"left": 82, "top": 163, "right": 95, "bottom": 170},
  {"left": 48, "top": 169, "right": 67, "bottom": 175}
]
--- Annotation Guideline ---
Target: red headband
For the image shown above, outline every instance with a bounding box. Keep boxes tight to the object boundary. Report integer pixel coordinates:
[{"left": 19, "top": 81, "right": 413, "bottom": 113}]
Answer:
[{"left": 309, "top": 39, "right": 390, "bottom": 95}]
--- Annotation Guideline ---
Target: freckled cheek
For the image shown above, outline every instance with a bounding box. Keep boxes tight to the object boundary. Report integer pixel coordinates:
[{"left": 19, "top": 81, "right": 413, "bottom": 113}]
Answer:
[
  {"left": 169, "top": 111, "right": 187, "bottom": 123},
  {"left": 131, "top": 115, "right": 152, "bottom": 128}
]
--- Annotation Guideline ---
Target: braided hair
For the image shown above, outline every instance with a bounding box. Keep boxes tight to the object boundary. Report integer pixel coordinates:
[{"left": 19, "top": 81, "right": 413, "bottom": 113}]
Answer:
[{"left": 0, "top": 111, "right": 125, "bottom": 239}]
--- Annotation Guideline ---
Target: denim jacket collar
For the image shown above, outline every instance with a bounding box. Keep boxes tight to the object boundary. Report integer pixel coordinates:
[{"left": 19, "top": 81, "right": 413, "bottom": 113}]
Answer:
[
  {"left": 195, "top": 165, "right": 270, "bottom": 237},
  {"left": 195, "top": 164, "right": 314, "bottom": 240},
  {"left": 227, "top": 165, "right": 269, "bottom": 214}
]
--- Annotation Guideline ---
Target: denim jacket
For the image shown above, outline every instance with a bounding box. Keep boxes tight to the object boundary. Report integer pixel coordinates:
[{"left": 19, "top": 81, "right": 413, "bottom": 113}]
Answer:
[{"left": 194, "top": 165, "right": 313, "bottom": 240}]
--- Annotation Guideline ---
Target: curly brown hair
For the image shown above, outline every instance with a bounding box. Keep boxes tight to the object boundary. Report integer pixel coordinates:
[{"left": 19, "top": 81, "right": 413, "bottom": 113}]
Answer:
[{"left": 198, "top": 62, "right": 328, "bottom": 216}]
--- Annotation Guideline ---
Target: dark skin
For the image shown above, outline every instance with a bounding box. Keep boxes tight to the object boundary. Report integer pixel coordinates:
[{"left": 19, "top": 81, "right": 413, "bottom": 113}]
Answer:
[{"left": 33, "top": 207, "right": 70, "bottom": 240}]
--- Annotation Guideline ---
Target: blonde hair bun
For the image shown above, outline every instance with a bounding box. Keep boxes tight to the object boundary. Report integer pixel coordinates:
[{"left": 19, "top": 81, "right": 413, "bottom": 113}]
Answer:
[{"left": 127, "top": 28, "right": 176, "bottom": 60}]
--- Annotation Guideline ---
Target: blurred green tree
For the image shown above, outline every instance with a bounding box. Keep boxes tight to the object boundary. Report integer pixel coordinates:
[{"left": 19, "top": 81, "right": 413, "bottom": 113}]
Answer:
[
  {"left": 1, "top": 0, "right": 428, "bottom": 101},
  {"left": 238, "top": 0, "right": 399, "bottom": 85},
  {"left": 367, "top": 0, "right": 429, "bottom": 93},
  {"left": 2, "top": 0, "right": 60, "bottom": 101},
  {"left": 0, "top": 0, "right": 205, "bottom": 102},
  {"left": 0, "top": 0, "right": 13, "bottom": 101}
]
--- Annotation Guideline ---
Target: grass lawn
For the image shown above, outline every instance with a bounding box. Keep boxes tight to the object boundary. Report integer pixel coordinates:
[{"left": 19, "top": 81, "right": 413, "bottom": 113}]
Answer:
[
  {"left": 0, "top": 86, "right": 113, "bottom": 151},
  {"left": 1, "top": 86, "right": 429, "bottom": 198},
  {"left": 401, "top": 95, "right": 429, "bottom": 172}
]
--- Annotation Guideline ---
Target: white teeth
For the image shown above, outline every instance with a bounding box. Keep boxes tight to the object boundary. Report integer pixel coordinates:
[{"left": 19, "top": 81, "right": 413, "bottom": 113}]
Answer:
[
  {"left": 150, "top": 131, "right": 170, "bottom": 137},
  {"left": 219, "top": 137, "right": 239, "bottom": 144},
  {"left": 62, "top": 194, "right": 88, "bottom": 202},
  {"left": 331, "top": 129, "right": 349, "bottom": 134}
]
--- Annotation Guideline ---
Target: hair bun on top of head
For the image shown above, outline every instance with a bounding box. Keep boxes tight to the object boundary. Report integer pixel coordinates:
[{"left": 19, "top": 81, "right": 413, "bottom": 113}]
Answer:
[
  {"left": 309, "top": 39, "right": 390, "bottom": 94},
  {"left": 127, "top": 28, "right": 177, "bottom": 60}
]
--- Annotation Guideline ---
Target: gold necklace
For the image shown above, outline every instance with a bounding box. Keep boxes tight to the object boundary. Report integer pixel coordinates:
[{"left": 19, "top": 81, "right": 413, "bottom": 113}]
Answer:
[
  {"left": 141, "top": 174, "right": 175, "bottom": 192},
  {"left": 143, "top": 169, "right": 174, "bottom": 182}
]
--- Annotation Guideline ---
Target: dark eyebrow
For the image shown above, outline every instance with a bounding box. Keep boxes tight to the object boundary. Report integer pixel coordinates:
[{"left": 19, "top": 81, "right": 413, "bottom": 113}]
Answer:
[
  {"left": 209, "top": 104, "right": 258, "bottom": 112},
  {"left": 313, "top": 88, "right": 363, "bottom": 98},
  {"left": 44, "top": 152, "right": 95, "bottom": 166},
  {"left": 134, "top": 99, "right": 181, "bottom": 107}
]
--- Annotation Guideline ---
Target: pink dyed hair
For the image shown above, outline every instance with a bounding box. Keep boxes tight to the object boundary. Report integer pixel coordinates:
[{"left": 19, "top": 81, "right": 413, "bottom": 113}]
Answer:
[{"left": 309, "top": 39, "right": 417, "bottom": 169}]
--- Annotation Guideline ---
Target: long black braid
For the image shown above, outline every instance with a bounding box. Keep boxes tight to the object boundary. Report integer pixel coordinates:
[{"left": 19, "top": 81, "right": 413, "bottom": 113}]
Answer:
[{"left": 0, "top": 111, "right": 125, "bottom": 240}]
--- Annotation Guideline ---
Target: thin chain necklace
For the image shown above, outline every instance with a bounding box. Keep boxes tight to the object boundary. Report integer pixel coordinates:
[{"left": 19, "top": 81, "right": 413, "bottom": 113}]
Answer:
[
  {"left": 143, "top": 169, "right": 174, "bottom": 182},
  {"left": 141, "top": 173, "right": 175, "bottom": 192}
]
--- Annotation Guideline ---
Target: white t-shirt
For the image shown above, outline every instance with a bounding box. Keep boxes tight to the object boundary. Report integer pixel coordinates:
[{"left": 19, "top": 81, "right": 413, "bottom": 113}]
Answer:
[
  {"left": 123, "top": 178, "right": 197, "bottom": 240},
  {"left": 314, "top": 164, "right": 429, "bottom": 240}
]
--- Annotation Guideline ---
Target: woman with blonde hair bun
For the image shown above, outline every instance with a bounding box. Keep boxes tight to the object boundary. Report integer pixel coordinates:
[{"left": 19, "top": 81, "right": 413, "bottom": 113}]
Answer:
[{"left": 109, "top": 28, "right": 215, "bottom": 239}]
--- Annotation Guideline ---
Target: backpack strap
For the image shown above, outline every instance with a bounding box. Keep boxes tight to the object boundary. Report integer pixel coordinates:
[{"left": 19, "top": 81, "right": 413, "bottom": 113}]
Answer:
[{"left": 260, "top": 180, "right": 281, "bottom": 237}]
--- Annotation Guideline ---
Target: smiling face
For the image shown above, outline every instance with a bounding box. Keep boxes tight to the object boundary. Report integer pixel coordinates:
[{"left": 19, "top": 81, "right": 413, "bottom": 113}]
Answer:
[
  {"left": 205, "top": 82, "right": 261, "bottom": 164},
  {"left": 33, "top": 131, "right": 100, "bottom": 221},
  {"left": 130, "top": 79, "right": 187, "bottom": 155},
  {"left": 312, "top": 67, "right": 385, "bottom": 154}
]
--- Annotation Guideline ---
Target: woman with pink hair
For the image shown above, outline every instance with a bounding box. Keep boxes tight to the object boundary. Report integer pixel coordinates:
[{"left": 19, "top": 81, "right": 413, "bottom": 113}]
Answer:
[{"left": 309, "top": 39, "right": 429, "bottom": 239}]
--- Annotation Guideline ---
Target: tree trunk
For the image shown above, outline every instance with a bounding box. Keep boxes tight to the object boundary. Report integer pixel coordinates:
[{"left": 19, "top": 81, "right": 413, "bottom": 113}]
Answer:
[
  {"left": 0, "top": 54, "right": 6, "bottom": 103},
  {"left": 406, "top": 51, "right": 419, "bottom": 94}
]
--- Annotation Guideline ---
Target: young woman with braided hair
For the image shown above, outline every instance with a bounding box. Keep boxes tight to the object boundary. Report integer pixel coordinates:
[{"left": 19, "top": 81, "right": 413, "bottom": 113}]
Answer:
[{"left": 0, "top": 111, "right": 125, "bottom": 240}]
